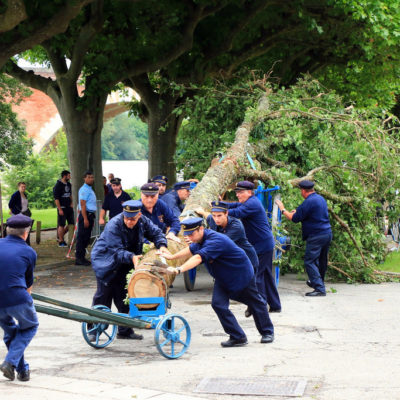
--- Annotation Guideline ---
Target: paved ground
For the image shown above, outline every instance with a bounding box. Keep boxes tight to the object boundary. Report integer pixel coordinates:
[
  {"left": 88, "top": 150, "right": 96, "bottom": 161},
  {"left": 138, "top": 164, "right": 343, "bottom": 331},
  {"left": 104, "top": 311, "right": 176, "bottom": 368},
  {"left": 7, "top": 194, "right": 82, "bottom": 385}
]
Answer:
[{"left": 1, "top": 262, "right": 400, "bottom": 399}]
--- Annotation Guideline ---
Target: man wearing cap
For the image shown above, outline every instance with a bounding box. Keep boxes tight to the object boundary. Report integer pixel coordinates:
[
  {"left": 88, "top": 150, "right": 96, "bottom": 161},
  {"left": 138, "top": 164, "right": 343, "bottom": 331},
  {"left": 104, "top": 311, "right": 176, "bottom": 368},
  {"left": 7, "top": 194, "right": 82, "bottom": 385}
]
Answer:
[
  {"left": 151, "top": 175, "right": 169, "bottom": 199},
  {"left": 276, "top": 180, "right": 332, "bottom": 296},
  {"left": 90, "top": 200, "right": 168, "bottom": 340},
  {"left": 0, "top": 215, "right": 38, "bottom": 382},
  {"left": 75, "top": 171, "right": 97, "bottom": 266},
  {"left": 228, "top": 181, "right": 281, "bottom": 313},
  {"left": 162, "top": 181, "right": 191, "bottom": 217},
  {"left": 159, "top": 217, "right": 274, "bottom": 347},
  {"left": 140, "top": 183, "right": 181, "bottom": 241},
  {"left": 53, "top": 170, "right": 74, "bottom": 247},
  {"left": 196, "top": 201, "right": 259, "bottom": 270},
  {"left": 99, "top": 178, "right": 131, "bottom": 225}
]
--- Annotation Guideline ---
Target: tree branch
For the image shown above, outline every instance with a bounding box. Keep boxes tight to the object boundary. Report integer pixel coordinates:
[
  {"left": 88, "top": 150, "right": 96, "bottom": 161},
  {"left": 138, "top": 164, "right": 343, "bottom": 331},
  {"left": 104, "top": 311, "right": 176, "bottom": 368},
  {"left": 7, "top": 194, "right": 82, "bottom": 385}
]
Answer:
[
  {"left": 0, "top": 0, "right": 93, "bottom": 68},
  {"left": 67, "top": 0, "right": 105, "bottom": 82},
  {"left": 328, "top": 207, "right": 369, "bottom": 269},
  {"left": 0, "top": 0, "right": 27, "bottom": 33},
  {"left": 126, "top": 74, "right": 159, "bottom": 112}
]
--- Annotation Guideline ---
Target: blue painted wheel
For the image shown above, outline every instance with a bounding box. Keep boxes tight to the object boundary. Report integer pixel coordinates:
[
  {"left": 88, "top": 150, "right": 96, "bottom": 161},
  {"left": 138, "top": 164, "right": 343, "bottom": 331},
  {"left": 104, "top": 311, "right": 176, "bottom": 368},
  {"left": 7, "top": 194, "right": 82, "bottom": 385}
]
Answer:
[
  {"left": 183, "top": 267, "right": 197, "bottom": 291},
  {"left": 81, "top": 305, "right": 117, "bottom": 349},
  {"left": 154, "top": 314, "right": 191, "bottom": 359}
]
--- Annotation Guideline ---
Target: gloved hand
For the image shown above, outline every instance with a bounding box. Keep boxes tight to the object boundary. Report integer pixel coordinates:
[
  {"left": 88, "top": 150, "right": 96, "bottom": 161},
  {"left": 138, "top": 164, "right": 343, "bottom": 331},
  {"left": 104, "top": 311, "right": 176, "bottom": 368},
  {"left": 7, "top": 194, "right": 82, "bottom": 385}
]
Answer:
[{"left": 166, "top": 267, "right": 179, "bottom": 275}]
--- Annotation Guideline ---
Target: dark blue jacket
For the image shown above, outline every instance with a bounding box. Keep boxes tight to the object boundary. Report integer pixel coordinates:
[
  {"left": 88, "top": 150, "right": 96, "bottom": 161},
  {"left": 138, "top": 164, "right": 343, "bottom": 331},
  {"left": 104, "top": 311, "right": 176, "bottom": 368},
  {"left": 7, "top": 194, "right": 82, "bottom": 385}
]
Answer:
[
  {"left": 162, "top": 191, "right": 183, "bottom": 217},
  {"left": 8, "top": 191, "right": 28, "bottom": 215},
  {"left": 91, "top": 213, "right": 167, "bottom": 283},
  {"left": 190, "top": 229, "right": 254, "bottom": 293},
  {"left": 292, "top": 192, "right": 332, "bottom": 240},
  {"left": 228, "top": 196, "right": 274, "bottom": 254},
  {"left": 141, "top": 199, "right": 181, "bottom": 235},
  {"left": 206, "top": 215, "right": 259, "bottom": 269},
  {"left": 0, "top": 235, "right": 37, "bottom": 307}
]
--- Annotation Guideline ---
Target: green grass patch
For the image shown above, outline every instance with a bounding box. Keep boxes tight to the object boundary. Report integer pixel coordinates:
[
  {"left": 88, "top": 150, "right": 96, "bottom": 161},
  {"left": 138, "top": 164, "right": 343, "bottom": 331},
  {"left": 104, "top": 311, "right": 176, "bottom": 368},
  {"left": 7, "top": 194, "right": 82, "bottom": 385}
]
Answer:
[
  {"left": 2, "top": 208, "right": 58, "bottom": 230},
  {"left": 378, "top": 250, "right": 400, "bottom": 273}
]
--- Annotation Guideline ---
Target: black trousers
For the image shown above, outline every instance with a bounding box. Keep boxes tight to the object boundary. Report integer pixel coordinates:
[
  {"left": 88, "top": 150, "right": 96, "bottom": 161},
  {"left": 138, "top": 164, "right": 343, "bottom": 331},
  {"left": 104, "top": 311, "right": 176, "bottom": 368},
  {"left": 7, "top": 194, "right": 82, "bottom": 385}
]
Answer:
[
  {"left": 92, "top": 264, "right": 133, "bottom": 335},
  {"left": 75, "top": 213, "right": 95, "bottom": 260}
]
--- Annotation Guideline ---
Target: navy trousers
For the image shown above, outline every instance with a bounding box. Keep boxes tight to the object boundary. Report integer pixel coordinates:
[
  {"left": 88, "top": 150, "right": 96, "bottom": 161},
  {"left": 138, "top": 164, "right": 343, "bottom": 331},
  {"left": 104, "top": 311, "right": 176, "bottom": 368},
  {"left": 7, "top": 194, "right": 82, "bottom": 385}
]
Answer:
[
  {"left": 75, "top": 212, "right": 95, "bottom": 260},
  {"left": 211, "top": 277, "right": 274, "bottom": 341},
  {"left": 304, "top": 232, "right": 332, "bottom": 293},
  {"left": 0, "top": 302, "right": 39, "bottom": 372},
  {"left": 256, "top": 250, "right": 281, "bottom": 310},
  {"left": 92, "top": 264, "right": 133, "bottom": 335}
]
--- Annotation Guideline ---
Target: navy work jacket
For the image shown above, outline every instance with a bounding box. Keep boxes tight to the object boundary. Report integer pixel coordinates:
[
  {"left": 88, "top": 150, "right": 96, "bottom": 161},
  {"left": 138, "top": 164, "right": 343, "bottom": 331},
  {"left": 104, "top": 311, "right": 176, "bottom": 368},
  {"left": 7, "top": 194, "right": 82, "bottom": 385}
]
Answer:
[
  {"left": 190, "top": 229, "right": 254, "bottom": 293},
  {"left": 0, "top": 235, "right": 37, "bottom": 307},
  {"left": 206, "top": 215, "right": 259, "bottom": 270},
  {"left": 141, "top": 199, "right": 181, "bottom": 235},
  {"left": 162, "top": 191, "right": 183, "bottom": 218},
  {"left": 102, "top": 190, "right": 131, "bottom": 219},
  {"left": 8, "top": 191, "right": 28, "bottom": 215},
  {"left": 228, "top": 195, "right": 274, "bottom": 254},
  {"left": 292, "top": 192, "right": 332, "bottom": 240},
  {"left": 91, "top": 213, "right": 167, "bottom": 283}
]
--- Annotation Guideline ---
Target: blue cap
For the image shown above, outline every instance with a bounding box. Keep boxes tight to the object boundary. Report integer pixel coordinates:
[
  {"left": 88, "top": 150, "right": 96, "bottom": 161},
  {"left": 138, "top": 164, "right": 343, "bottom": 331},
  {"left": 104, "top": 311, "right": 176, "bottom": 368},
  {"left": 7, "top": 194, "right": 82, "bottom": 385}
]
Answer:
[
  {"left": 174, "top": 181, "right": 191, "bottom": 191},
  {"left": 211, "top": 201, "right": 229, "bottom": 212},
  {"left": 298, "top": 180, "right": 314, "bottom": 189},
  {"left": 122, "top": 200, "right": 142, "bottom": 217},
  {"left": 7, "top": 214, "right": 32, "bottom": 228},
  {"left": 140, "top": 182, "right": 159, "bottom": 195},
  {"left": 181, "top": 217, "right": 203, "bottom": 236},
  {"left": 152, "top": 175, "right": 168, "bottom": 185},
  {"left": 234, "top": 181, "right": 255, "bottom": 191}
]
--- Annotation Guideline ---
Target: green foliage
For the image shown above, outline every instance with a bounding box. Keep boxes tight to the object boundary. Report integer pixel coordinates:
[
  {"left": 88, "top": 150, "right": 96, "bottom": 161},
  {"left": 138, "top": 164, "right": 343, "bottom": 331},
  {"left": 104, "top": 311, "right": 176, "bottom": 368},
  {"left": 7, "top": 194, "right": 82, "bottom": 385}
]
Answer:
[
  {"left": 101, "top": 112, "right": 148, "bottom": 160},
  {"left": 3, "top": 130, "right": 69, "bottom": 209},
  {"left": 0, "top": 73, "right": 32, "bottom": 169},
  {"left": 175, "top": 74, "right": 259, "bottom": 178},
  {"left": 178, "top": 76, "right": 400, "bottom": 282},
  {"left": 124, "top": 186, "right": 140, "bottom": 200},
  {"left": 250, "top": 77, "right": 400, "bottom": 282}
]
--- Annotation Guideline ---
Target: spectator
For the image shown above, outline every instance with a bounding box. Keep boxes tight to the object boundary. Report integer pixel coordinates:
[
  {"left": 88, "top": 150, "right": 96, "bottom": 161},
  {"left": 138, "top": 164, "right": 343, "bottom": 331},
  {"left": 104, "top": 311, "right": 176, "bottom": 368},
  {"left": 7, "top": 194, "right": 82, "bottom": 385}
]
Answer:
[
  {"left": 107, "top": 173, "right": 114, "bottom": 192},
  {"left": 75, "top": 171, "right": 96, "bottom": 266},
  {"left": 53, "top": 170, "right": 74, "bottom": 247},
  {"left": 103, "top": 176, "right": 109, "bottom": 197},
  {"left": 99, "top": 178, "right": 131, "bottom": 225}
]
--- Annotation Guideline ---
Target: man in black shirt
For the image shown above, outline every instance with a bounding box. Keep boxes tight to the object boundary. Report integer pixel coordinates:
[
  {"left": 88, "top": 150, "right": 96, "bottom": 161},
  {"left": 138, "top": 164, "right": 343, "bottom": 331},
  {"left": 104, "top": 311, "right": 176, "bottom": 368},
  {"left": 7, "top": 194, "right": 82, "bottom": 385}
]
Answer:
[
  {"left": 53, "top": 170, "right": 74, "bottom": 247},
  {"left": 99, "top": 178, "right": 131, "bottom": 225}
]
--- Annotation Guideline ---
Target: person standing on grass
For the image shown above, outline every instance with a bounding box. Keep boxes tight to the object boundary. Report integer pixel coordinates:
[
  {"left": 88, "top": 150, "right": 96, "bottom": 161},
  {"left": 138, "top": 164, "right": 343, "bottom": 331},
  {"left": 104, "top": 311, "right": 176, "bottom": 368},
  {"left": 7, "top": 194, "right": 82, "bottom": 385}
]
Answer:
[{"left": 53, "top": 170, "right": 74, "bottom": 247}]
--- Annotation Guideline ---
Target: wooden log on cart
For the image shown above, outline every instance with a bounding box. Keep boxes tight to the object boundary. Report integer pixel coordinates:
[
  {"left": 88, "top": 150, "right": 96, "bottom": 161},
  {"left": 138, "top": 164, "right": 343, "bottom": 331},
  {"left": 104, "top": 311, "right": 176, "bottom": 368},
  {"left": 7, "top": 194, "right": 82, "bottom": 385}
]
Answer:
[{"left": 127, "top": 238, "right": 187, "bottom": 308}]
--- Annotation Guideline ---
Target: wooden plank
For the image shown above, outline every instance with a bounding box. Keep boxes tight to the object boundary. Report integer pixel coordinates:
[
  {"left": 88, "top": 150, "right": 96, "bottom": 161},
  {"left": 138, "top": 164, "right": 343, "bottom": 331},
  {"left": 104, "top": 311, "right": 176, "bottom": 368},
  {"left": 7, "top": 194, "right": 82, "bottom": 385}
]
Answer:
[{"left": 32, "top": 293, "right": 152, "bottom": 328}]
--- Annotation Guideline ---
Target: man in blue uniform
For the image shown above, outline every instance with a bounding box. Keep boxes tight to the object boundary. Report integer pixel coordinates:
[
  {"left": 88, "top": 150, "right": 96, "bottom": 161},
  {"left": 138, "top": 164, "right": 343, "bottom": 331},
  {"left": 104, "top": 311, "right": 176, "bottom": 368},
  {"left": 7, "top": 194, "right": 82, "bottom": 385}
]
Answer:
[
  {"left": 160, "top": 217, "right": 274, "bottom": 347},
  {"left": 162, "top": 181, "right": 191, "bottom": 217},
  {"left": 228, "top": 181, "right": 281, "bottom": 313},
  {"left": 196, "top": 201, "right": 258, "bottom": 270},
  {"left": 151, "top": 175, "right": 169, "bottom": 199},
  {"left": 76, "top": 171, "right": 97, "bottom": 266},
  {"left": 0, "top": 215, "right": 38, "bottom": 382},
  {"left": 99, "top": 178, "right": 131, "bottom": 225},
  {"left": 90, "top": 200, "right": 168, "bottom": 340},
  {"left": 276, "top": 180, "right": 332, "bottom": 296},
  {"left": 140, "top": 183, "right": 181, "bottom": 242}
]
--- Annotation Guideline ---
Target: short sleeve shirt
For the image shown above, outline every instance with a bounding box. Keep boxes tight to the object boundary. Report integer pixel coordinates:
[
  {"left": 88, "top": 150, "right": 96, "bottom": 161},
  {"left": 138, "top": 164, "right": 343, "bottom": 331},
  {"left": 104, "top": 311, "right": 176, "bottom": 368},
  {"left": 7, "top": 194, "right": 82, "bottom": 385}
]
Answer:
[
  {"left": 102, "top": 190, "right": 131, "bottom": 219},
  {"left": 78, "top": 183, "right": 97, "bottom": 212}
]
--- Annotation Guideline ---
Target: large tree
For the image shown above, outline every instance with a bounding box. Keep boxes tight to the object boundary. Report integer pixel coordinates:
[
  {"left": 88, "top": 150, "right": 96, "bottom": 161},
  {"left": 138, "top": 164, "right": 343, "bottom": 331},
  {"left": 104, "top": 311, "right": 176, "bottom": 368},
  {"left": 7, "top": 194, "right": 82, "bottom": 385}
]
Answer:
[
  {"left": 128, "top": 0, "right": 400, "bottom": 183},
  {"left": 5, "top": 0, "right": 218, "bottom": 201}
]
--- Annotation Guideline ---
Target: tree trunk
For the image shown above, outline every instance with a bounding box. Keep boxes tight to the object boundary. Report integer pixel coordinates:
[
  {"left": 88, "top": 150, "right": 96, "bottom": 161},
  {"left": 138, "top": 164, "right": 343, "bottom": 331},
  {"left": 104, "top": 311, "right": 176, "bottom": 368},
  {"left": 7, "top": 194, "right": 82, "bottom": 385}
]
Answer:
[
  {"left": 147, "top": 104, "right": 182, "bottom": 185},
  {"left": 54, "top": 89, "right": 108, "bottom": 207}
]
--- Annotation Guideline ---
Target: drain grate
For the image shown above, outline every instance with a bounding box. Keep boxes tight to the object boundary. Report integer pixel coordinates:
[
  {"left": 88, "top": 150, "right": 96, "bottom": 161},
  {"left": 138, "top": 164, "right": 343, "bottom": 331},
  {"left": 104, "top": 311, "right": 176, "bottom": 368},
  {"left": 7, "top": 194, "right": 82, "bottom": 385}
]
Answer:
[{"left": 194, "top": 377, "right": 307, "bottom": 397}]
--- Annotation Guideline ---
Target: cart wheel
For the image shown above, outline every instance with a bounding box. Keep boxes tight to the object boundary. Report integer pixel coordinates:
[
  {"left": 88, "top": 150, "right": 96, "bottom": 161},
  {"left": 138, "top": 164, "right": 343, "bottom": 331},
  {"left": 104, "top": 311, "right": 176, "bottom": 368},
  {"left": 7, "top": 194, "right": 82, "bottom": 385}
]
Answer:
[
  {"left": 81, "top": 305, "right": 117, "bottom": 349},
  {"left": 154, "top": 314, "right": 191, "bottom": 359},
  {"left": 183, "top": 267, "right": 197, "bottom": 291}
]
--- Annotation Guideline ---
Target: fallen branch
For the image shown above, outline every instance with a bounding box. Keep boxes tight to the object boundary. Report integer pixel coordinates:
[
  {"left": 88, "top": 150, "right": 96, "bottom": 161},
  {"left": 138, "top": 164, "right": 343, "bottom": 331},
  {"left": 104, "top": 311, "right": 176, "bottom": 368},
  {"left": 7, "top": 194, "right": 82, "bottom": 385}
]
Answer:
[
  {"left": 373, "top": 270, "right": 400, "bottom": 278},
  {"left": 328, "top": 262, "right": 352, "bottom": 279}
]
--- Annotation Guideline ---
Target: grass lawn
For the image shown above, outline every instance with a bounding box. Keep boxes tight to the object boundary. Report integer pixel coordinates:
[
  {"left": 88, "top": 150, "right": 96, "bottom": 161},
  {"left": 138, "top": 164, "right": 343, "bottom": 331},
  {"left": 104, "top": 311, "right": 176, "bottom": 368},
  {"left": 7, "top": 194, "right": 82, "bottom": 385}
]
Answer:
[
  {"left": 2, "top": 208, "right": 58, "bottom": 230},
  {"left": 378, "top": 250, "right": 400, "bottom": 273}
]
